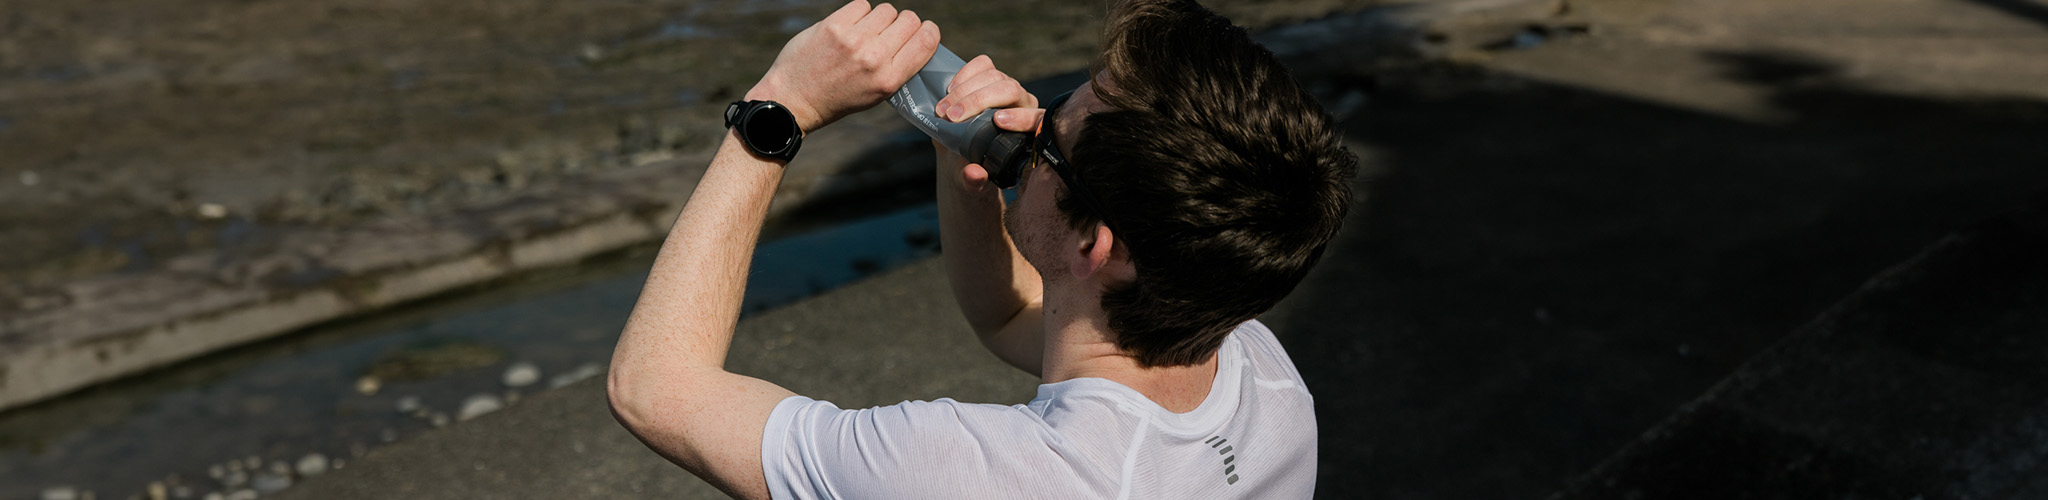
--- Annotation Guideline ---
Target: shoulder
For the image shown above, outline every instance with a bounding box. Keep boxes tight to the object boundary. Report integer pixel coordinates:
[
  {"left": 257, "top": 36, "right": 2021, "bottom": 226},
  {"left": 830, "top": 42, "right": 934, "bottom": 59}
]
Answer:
[{"left": 1230, "top": 319, "right": 1309, "bottom": 390}]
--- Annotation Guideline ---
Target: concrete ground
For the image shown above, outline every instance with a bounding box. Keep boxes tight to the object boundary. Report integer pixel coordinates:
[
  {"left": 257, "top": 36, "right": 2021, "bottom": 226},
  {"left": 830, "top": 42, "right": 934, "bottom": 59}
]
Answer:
[{"left": 24, "top": 0, "right": 2048, "bottom": 497}]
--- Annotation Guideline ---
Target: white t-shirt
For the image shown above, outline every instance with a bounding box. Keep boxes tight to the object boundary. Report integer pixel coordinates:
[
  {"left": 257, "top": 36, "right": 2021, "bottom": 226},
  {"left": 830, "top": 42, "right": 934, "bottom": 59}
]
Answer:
[{"left": 760, "top": 320, "right": 1317, "bottom": 499}]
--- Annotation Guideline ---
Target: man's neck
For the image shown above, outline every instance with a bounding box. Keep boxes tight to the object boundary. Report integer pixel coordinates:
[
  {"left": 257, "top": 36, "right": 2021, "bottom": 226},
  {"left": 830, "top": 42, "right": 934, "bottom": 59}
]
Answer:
[{"left": 1039, "top": 308, "right": 1220, "bottom": 414}]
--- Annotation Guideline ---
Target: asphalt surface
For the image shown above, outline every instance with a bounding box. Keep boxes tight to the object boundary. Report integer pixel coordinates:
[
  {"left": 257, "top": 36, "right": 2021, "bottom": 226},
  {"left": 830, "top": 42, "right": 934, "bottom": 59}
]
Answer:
[{"left": 1556, "top": 192, "right": 2048, "bottom": 500}]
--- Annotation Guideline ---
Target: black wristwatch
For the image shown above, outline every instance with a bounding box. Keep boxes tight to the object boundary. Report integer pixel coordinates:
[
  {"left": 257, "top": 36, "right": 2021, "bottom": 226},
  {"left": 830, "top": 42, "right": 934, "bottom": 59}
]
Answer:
[{"left": 724, "top": 100, "right": 804, "bottom": 162}]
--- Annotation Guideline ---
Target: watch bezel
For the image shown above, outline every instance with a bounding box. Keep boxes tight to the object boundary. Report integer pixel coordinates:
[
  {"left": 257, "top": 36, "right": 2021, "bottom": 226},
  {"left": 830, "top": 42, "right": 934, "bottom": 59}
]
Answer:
[{"left": 726, "top": 101, "right": 803, "bottom": 161}]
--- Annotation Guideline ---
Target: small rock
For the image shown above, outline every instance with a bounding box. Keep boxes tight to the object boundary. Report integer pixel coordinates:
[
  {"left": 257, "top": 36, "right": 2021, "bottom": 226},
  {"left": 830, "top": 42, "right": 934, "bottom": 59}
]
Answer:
[
  {"left": 198, "top": 203, "right": 227, "bottom": 219},
  {"left": 147, "top": 482, "right": 167, "bottom": 500},
  {"left": 202, "top": 494, "right": 222, "bottom": 500},
  {"left": 207, "top": 465, "right": 224, "bottom": 480},
  {"left": 547, "top": 363, "right": 604, "bottom": 389},
  {"left": 502, "top": 362, "right": 540, "bottom": 388},
  {"left": 41, "top": 487, "right": 78, "bottom": 500},
  {"left": 429, "top": 412, "right": 450, "bottom": 428},
  {"left": 225, "top": 490, "right": 257, "bottom": 500},
  {"left": 169, "top": 485, "right": 192, "bottom": 500},
  {"left": 332, "top": 458, "right": 347, "bottom": 470},
  {"left": 457, "top": 393, "right": 505, "bottom": 421},
  {"left": 218, "top": 469, "right": 247, "bottom": 488},
  {"left": 354, "top": 375, "right": 381, "bottom": 395},
  {"left": 20, "top": 171, "right": 39, "bottom": 186},
  {"left": 394, "top": 395, "right": 421, "bottom": 413},
  {"left": 250, "top": 471, "right": 290, "bottom": 494},
  {"left": 243, "top": 456, "right": 261, "bottom": 470},
  {"left": 295, "top": 453, "right": 329, "bottom": 477}
]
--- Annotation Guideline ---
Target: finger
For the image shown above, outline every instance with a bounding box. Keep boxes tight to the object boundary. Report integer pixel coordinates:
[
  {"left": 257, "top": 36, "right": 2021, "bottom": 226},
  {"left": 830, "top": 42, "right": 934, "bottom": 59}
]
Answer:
[
  {"left": 949, "top": 55, "right": 996, "bottom": 94},
  {"left": 936, "top": 70, "right": 1011, "bottom": 118},
  {"left": 824, "top": 0, "right": 870, "bottom": 26},
  {"left": 853, "top": 2, "right": 897, "bottom": 35},
  {"left": 876, "top": 9, "right": 921, "bottom": 51},
  {"left": 886, "top": 20, "right": 941, "bottom": 88},
  {"left": 946, "top": 79, "right": 1033, "bottom": 122},
  {"left": 992, "top": 107, "right": 1046, "bottom": 133}
]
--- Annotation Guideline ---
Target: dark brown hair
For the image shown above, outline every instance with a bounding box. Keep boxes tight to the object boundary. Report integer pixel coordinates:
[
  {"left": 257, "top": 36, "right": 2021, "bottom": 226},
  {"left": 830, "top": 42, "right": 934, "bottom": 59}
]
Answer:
[{"left": 1063, "top": 0, "right": 1356, "bottom": 366}]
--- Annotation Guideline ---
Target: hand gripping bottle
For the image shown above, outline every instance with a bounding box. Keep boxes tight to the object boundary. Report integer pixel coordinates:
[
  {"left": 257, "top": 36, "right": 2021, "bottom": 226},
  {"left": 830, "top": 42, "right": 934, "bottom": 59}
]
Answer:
[{"left": 888, "top": 44, "right": 1035, "bottom": 184}]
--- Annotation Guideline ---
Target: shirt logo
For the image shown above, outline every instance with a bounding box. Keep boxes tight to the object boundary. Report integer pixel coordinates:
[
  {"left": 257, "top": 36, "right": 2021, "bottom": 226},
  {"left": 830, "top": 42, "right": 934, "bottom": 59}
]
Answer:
[{"left": 1204, "top": 435, "right": 1240, "bottom": 485}]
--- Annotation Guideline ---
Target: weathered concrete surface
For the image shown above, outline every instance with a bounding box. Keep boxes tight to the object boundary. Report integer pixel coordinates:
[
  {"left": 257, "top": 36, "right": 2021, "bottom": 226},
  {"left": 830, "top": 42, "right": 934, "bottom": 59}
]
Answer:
[
  {"left": 1553, "top": 191, "right": 2048, "bottom": 499},
  {"left": 0, "top": 108, "right": 939, "bottom": 410},
  {"left": 0, "top": 0, "right": 1443, "bottom": 412},
  {"left": 273, "top": 258, "right": 1041, "bottom": 500}
]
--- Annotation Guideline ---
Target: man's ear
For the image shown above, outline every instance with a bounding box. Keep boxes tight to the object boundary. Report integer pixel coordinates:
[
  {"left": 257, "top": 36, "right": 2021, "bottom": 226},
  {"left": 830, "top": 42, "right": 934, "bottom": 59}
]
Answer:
[{"left": 1069, "top": 223, "right": 1117, "bottom": 280}]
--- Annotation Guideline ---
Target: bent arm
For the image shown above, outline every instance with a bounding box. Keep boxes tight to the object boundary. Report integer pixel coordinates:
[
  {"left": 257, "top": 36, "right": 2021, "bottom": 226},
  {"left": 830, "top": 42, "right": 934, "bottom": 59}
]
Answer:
[
  {"left": 930, "top": 55, "right": 1052, "bottom": 377},
  {"left": 607, "top": 2, "right": 940, "bottom": 498},
  {"left": 608, "top": 128, "right": 798, "bottom": 500}
]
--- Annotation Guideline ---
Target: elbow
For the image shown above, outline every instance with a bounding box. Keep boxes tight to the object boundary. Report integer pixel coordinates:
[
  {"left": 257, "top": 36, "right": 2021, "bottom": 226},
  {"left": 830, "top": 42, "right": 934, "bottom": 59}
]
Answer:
[{"left": 605, "top": 366, "right": 649, "bottom": 432}]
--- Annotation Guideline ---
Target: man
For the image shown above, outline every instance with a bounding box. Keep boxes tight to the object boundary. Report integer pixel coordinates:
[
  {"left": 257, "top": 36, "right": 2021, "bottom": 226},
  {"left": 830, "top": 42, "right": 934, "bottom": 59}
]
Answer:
[{"left": 608, "top": 0, "right": 1354, "bottom": 498}]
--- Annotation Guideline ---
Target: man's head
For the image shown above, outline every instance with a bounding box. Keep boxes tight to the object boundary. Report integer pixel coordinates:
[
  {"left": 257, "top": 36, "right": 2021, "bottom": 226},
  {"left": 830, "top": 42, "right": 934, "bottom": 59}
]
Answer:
[{"left": 1010, "top": 0, "right": 1357, "bottom": 367}]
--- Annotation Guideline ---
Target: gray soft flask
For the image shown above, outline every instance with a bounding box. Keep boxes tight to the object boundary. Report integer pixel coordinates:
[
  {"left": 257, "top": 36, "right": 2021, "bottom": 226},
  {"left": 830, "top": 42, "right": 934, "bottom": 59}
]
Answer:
[{"left": 888, "top": 44, "right": 1034, "bottom": 183}]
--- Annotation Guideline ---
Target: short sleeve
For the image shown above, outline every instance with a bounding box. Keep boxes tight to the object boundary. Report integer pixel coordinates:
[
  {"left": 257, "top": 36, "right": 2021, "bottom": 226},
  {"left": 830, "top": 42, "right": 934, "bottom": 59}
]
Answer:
[{"left": 760, "top": 395, "right": 1077, "bottom": 500}]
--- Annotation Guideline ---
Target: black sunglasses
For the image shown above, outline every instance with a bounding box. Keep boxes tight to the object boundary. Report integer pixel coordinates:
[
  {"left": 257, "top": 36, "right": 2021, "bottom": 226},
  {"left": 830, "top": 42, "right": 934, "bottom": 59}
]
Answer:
[{"left": 994, "top": 90, "right": 1121, "bottom": 234}]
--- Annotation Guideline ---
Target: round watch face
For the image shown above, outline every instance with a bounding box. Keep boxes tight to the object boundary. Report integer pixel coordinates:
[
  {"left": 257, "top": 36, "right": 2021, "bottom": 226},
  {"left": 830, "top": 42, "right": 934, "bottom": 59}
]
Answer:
[{"left": 744, "top": 104, "right": 798, "bottom": 154}]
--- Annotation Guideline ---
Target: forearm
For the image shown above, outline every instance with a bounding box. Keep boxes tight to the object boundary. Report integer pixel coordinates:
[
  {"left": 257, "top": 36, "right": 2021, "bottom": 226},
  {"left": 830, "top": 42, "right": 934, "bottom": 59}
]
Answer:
[
  {"left": 934, "top": 150, "right": 1043, "bottom": 336},
  {"left": 614, "top": 132, "right": 782, "bottom": 381}
]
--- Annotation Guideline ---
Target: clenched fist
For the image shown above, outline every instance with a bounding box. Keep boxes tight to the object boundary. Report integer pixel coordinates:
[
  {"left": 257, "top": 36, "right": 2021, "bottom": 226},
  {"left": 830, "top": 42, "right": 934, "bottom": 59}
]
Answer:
[{"left": 746, "top": 1, "right": 942, "bottom": 133}]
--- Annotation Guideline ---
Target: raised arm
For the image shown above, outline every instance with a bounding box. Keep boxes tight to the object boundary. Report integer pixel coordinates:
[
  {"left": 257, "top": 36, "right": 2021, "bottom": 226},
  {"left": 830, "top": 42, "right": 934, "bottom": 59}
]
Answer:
[
  {"left": 606, "top": 2, "right": 939, "bottom": 498},
  {"left": 931, "top": 56, "right": 1050, "bottom": 377}
]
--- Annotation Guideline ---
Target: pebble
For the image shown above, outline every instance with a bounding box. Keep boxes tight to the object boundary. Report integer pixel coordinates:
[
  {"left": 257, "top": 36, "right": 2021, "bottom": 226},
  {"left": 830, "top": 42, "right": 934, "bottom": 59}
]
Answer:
[
  {"left": 20, "top": 171, "right": 39, "bottom": 187},
  {"left": 207, "top": 465, "right": 225, "bottom": 480},
  {"left": 225, "top": 490, "right": 257, "bottom": 500},
  {"left": 502, "top": 362, "right": 540, "bottom": 388},
  {"left": 457, "top": 393, "right": 505, "bottom": 421},
  {"left": 203, "top": 494, "right": 223, "bottom": 500},
  {"left": 198, "top": 203, "right": 227, "bottom": 219},
  {"left": 296, "top": 453, "right": 330, "bottom": 477},
  {"left": 169, "top": 486, "right": 193, "bottom": 500},
  {"left": 394, "top": 395, "right": 421, "bottom": 413},
  {"left": 547, "top": 363, "right": 604, "bottom": 389},
  {"left": 218, "top": 469, "right": 248, "bottom": 488},
  {"left": 40, "top": 487, "right": 77, "bottom": 500},
  {"left": 243, "top": 456, "right": 261, "bottom": 470},
  {"left": 355, "top": 376, "right": 381, "bottom": 395},
  {"left": 250, "top": 471, "right": 290, "bottom": 494},
  {"left": 147, "top": 482, "right": 167, "bottom": 500},
  {"left": 429, "top": 412, "right": 450, "bottom": 428}
]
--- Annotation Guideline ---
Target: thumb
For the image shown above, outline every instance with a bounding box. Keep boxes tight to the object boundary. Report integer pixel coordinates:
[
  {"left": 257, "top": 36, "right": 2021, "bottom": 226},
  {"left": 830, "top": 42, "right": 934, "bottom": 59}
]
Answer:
[
  {"left": 961, "top": 163, "right": 992, "bottom": 192},
  {"left": 993, "top": 108, "right": 1045, "bottom": 133}
]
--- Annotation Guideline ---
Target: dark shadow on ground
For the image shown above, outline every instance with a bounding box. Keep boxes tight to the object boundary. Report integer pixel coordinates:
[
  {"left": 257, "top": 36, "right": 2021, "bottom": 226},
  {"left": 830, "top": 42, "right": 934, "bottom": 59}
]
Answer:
[
  {"left": 1262, "top": 50, "right": 2048, "bottom": 499},
  {"left": 1961, "top": 0, "right": 2048, "bottom": 31}
]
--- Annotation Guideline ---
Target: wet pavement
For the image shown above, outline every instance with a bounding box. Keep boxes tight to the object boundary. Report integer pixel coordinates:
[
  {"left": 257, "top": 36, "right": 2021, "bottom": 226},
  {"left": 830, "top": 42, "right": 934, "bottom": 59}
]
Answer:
[{"left": 2, "top": 202, "right": 942, "bottom": 500}]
